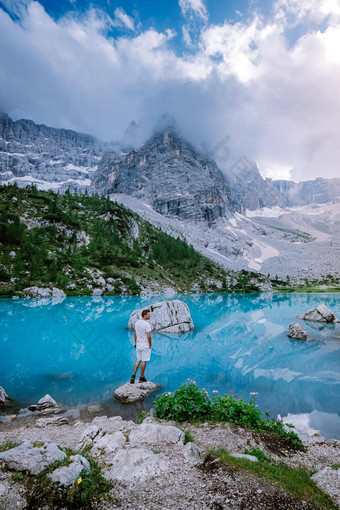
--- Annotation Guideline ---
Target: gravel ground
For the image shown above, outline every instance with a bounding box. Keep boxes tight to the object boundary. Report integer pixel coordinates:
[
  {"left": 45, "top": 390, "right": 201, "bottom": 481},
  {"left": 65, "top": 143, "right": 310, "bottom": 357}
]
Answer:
[{"left": 0, "top": 414, "right": 339, "bottom": 510}]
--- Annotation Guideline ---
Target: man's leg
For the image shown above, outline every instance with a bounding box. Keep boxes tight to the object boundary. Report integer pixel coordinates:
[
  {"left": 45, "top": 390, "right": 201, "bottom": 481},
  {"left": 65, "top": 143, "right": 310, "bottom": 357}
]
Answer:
[
  {"left": 132, "top": 360, "right": 141, "bottom": 376},
  {"left": 140, "top": 361, "right": 146, "bottom": 377}
]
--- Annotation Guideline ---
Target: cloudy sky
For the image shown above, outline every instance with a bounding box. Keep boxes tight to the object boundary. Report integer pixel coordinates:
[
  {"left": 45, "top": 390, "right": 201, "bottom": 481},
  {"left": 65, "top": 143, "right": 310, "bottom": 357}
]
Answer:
[{"left": 0, "top": 0, "right": 339, "bottom": 182}]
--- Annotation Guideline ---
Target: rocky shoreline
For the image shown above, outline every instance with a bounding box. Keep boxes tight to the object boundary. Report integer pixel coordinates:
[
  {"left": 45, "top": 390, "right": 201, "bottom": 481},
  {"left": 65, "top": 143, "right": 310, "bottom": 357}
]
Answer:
[{"left": 0, "top": 404, "right": 339, "bottom": 510}]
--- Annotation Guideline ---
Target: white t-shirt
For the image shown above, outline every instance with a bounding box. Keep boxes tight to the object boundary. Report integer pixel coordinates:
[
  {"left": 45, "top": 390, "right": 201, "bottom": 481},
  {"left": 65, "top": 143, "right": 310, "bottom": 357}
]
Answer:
[{"left": 135, "top": 319, "right": 152, "bottom": 348}]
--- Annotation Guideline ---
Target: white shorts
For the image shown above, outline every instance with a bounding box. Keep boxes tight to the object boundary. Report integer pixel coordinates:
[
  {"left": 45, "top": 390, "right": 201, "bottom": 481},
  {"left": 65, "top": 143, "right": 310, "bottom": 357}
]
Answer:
[{"left": 136, "top": 347, "right": 151, "bottom": 361}]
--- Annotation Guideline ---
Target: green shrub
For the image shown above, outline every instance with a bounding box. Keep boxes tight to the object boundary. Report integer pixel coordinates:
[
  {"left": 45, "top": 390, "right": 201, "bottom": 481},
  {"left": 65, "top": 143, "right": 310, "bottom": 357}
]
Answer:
[
  {"left": 243, "top": 447, "right": 270, "bottom": 462},
  {"left": 137, "top": 410, "right": 147, "bottom": 424},
  {"left": 154, "top": 381, "right": 211, "bottom": 422},
  {"left": 25, "top": 449, "right": 112, "bottom": 509},
  {"left": 184, "top": 430, "right": 195, "bottom": 445},
  {"left": 154, "top": 383, "right": 304, "bottom": 450}
]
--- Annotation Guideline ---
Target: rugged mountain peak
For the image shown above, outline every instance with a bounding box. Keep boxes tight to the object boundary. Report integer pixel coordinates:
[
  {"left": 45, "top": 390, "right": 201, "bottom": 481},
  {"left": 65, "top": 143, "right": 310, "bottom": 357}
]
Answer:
[
  {"left": 153, "top": 113, "right": 178, "bottom": 135},
  {"left": 90, "top": 125, "right": 229, "bottom": 225},
  {"left": 0, "top": 113, "right": 105, "bottom": 193}
]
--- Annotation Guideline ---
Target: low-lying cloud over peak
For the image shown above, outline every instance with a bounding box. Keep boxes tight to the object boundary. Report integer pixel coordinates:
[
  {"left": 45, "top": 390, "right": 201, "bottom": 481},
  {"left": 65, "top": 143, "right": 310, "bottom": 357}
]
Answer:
[{"left": 0, "top": 0, "right": 339, "bottom": 182}]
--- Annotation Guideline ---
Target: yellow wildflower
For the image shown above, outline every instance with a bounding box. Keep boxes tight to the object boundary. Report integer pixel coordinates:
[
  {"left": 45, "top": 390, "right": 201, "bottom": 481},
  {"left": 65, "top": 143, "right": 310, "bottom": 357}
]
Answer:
[{"left": 77, "top": 477, "right": 82, "bottom": 485}]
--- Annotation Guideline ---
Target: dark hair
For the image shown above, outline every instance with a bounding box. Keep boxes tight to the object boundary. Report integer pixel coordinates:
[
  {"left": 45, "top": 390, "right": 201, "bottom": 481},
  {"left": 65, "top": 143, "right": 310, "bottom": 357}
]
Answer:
[{"left": 142, "top": 309, "right": 150, "bottom": 318}]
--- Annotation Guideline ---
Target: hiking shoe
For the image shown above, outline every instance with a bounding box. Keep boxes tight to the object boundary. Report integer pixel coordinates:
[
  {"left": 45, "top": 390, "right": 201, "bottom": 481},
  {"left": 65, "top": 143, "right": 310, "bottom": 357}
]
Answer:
[
  {"left": 139, "top": 376, "right": 147, "bottom": 383},
  {"left": 130, "top": 375, "right": 135, "bottom": 384}
]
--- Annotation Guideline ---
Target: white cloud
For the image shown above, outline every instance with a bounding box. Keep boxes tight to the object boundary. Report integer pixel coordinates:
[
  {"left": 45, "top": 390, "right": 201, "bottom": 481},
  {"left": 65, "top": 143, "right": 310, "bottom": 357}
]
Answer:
[
  {"left": 0, "top": 1, "right": 340, "bottom": 182},
  {"left": 182, "top": 24, "right": 193, "bottom": 47},
  {"left": 112, "top": 7, "right": 135, "bottom": 31},
  {"left": 178, "top": 0, "right": 208, "bottom": 20}
]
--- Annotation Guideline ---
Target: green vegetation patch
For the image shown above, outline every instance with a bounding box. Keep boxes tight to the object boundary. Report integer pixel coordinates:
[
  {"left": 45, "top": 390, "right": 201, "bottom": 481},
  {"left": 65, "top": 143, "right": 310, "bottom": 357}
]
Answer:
[
  {"left": 154, "top": 382, "right": 304, "bottom": 451},
  {"left": 184, "top": 430, "right": 195, "bottom": 445},
  {"left": 205, "top": 448, "right": 337, "bottom": 510},
  {"left": 0, "top": 440, "right": 22, "bottom": 452},
  {"left": 0, "top": 183, "right": 267, "bottom": 296},
  {"left": 25, "top": 447, "right": 113, "bottom": 509}
]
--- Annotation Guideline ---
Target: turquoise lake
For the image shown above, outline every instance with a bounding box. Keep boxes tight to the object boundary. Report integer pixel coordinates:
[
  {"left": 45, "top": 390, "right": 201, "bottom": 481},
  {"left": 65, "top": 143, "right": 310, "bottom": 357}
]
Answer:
[{"left": 1, "top": 292, "right": 340, "bottom": 438}]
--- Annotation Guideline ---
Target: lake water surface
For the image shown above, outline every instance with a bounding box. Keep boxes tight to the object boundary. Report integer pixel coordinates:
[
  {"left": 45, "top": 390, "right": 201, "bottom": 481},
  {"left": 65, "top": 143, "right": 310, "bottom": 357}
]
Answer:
[{"left": 1, "top": 292, "right": 339, "bottom": 438}]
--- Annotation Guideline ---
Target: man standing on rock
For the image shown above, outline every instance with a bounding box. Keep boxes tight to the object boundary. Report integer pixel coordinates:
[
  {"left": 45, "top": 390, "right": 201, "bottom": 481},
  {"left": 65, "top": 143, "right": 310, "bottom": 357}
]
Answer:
[{"left": 130, "top": 309, "right": 152, "bottom": 384}]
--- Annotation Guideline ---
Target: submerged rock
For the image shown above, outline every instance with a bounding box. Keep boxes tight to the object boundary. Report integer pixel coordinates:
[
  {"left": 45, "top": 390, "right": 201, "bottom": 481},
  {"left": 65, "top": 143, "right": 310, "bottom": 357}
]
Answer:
[
  {"left": 287, "top": 323, "right": 308, "bottom": 340},
  {"left": 114, "top": 381, "right": 160, "bottom": 403},
  {"left": 297, "top": 304, "right": 339, "bottom": 323},
  {"left": 128, "top": 299, "right": 194, "bottom": 333}
]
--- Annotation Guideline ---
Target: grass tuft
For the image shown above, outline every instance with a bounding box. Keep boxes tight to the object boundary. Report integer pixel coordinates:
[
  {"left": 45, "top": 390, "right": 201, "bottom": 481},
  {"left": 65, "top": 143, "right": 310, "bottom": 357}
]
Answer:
[{"left": 206, "top": 448, "right": 338, "bottom": 510}]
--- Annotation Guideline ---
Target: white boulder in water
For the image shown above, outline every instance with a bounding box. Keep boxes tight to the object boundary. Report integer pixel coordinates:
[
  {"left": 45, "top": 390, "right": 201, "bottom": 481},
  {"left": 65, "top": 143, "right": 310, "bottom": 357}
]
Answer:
[
  {"left": 297, "top": 304, "right": 339, "bottom": 323},
  {"left": 128, "top": 299, "right": 194, "bottom": 333},
  {"left": 114, "top": 381, "right": 160, "bottom": 403},
  {"left": 287, "top": 323, "right": 308, "bottom": 340}
]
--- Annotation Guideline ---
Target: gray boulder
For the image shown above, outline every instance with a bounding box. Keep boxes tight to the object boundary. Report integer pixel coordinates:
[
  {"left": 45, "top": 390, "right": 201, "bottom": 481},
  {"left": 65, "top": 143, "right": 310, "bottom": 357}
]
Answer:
[
  {"left": 28, "top": 394, "right": 62, "bottom": 414},
  {"left": 0, "top": 440, "right": 66, "bottom": 475},
  {"left": 91, "top": 431, "right": 126, "bottom": 456},
  {"left": 0, "top": 386, "right": 11, "bottom": 405},
  {"left": 128, "top": 299, "right": 194, "bottom": 333},
  {"left": 49, "top": 454, "right": 90, "bottom": 487},
  {"left": 312, "top": 467, "right": 340, "bottom": 506},
  {"left": 51, "top": 287, "right": 66, "bottom": 298},
  {"left": 78, "top": 425, "right": 104, "bottom": 449},
  {"left": 23, "top": 286, "right": 66, "bottom": 299},
  {"left": 104, "top": 447, "right": 169, "bottom": 482},
  {"left": 297, "top": 304, "right": 339, "bottom": 323},
  {"left": 287, "top": 323, "right": 308, "bottom": 340},
  {"left": 92, "top": 288, "right": 103, "bottom": 296},
  {"left": 114, "top": 381, "right": 160, "bottom": 404},
  {"left": 230, "top": 452, "right": 259, "bottom": 462},
  {"left": 36, "top": 416, "right": 69, "bottom": 427},
  {"left": 129, "top": 423, "right": 185, "bottom": 446},
  {"left": 182, "top": 442, "right": 202, "bottom": 464}
]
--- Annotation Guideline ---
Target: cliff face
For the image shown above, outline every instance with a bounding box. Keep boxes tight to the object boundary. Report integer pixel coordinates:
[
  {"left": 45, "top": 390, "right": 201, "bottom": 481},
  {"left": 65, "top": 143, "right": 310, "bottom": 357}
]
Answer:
[
  {"left": 90, "top": 127, "right": 229, "bottom": 225},
  {"left": 274, "top": 178, "right": 340, "bottom": 206},
  {"left": 1, "top": 113, "right": 340, "bottom": 219},
  {"left": 0, "top": 113, "right": 106, "bottom": 193},
  {"left": 90, "top": 125, "right": 340, "bottom": 222}
]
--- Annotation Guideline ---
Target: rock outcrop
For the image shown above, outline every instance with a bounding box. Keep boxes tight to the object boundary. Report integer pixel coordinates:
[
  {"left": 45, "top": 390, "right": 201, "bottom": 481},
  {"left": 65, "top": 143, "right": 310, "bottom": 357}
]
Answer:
[
  {"left": 90, "top": 125, "right": 229, "bottom": 226},
  {"left": 297, "top": 304, "right": 339, "bottom": 323},
  {"left": 312, "top": 467, "right": 340, "bottom": 506},
  {"left": 0, "top": 386, "right": 11, "bottom": 405},
  {"left": 114, "top": 381, "right": 160, "bottom": 404},
  {"left": 48, "top": 454, "right": 90, "bottom": 487},
  {"left": 0, "top": 440, "right": 66, "bottom": 475},
  {"left": 28, "top": 394, "right": 64, "bottom": 415},
  {"left": 104, "top": 447, "right": 169, "bottom": 483},
  {"left": 129, "top": 423, "right": 185, "bottom": 446},
  {"left": 128, "top": 299, "right": 194, "bottom": 333},
  {"left": 23, "top": 286, "right": 66, "bottom": 299},
  {"left": 287, "top": 323, "right": 308, "bottom": 341},
  {"left": 0, "top": 113, "right": 106, "bottom": 193}
]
